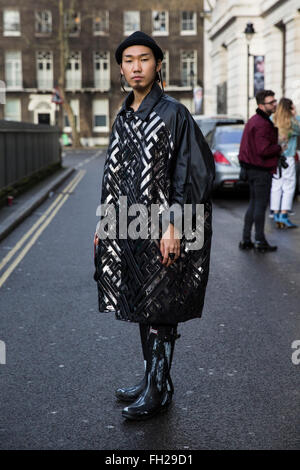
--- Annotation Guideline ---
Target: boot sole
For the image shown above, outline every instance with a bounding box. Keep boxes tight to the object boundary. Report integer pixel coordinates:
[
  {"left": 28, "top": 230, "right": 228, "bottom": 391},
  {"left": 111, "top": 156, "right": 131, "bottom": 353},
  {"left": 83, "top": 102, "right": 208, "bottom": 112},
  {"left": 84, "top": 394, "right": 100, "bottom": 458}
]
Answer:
[
  {"left": 277, "top": 222, "right": 298, "bottom": 229},
  {"left": 239, "top": 244, "right": 254, "bottom": 250},
  {"left": 122, "top": 402, "right": 172, "bottom": 421}
]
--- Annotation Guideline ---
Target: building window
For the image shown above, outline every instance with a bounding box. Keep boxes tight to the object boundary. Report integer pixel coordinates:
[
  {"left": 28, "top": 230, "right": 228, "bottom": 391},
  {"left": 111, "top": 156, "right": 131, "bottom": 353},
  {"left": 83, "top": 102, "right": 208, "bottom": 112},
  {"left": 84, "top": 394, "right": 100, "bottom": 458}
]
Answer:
[
  {"left": 161, "top": 51, "right": 169, "bottom": 87},
  {"left": 152, "top": 11, "right": 168, "bottom": 36},
  {"left": 36, "top": 51, "right": 53, "bottom": 90},
  {"left": 64, "top": 99, "right": 80, "bottom": 132},
  {"left": 181, "top": 50, "right": 197, "bottom": 87},
  {"left": 5, "top": 98, "right": 21, "bottom": 121},
  {"left": 93, "top": 11, "right": 109, "bottom": 35},
  {"left": 64, "top": 11, "right": 81, "bottom": 36},
  {"left": 181, "top": 12, "right": 196, "bottom": 35},
  {"left": 94, "top": 52, "right": 110, "bottom": 90},
  {"left": 5, "top": 51, "right": 22, "bottom": 89},
  {"left": 93, "top": 99, "right": 109, "bottom": 132},
  {"left": 3, "top": 9, "right": 21, "bottom": 36},
  {"left": 124, "top": 11, "right": 140, "bottom": 35},
  {"left": 35, "top": 10, "right": 52, "bottom": 34},
  {"left": 4, "top": 98, "right": 21, "bottom": 121},
  {"left": 66, "top": 52, "right": 81, "bottom": 89}
]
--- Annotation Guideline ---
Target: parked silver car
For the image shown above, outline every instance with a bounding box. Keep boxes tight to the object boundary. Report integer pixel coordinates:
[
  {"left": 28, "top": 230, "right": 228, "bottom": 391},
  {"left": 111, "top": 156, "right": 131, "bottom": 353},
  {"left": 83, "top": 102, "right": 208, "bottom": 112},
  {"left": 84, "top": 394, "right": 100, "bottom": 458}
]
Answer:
[
  {"left": 205, "top": 124, "right": 245, "bottom": 190},
  {"left": 193, "top": 114, "right": 244, "bottom": 137}
]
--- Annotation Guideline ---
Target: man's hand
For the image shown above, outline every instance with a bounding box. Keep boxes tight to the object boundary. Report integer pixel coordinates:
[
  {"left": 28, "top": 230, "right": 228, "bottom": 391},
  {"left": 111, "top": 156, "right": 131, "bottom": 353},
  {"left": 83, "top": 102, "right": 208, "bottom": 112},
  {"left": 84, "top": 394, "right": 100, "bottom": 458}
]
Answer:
[
  {"left": 160, "top": 223, "right": 181, "bottom": 267},
  {"left": 94, "top": 232, "right": 99, "bottom": 247},
  {"left": 94, "top": 232, "right": 99, "bottom": 260},
  {"left": 280, "top": 141, "right": 288, "bottom": 153}
]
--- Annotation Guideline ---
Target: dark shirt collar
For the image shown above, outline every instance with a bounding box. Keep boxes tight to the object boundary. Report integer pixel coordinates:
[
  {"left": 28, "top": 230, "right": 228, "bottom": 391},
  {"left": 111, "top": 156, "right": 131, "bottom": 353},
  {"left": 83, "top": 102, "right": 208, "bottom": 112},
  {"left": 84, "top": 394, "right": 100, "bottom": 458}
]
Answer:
[{"left": 118, "top": 81, "right": 164, "bottom": 121}]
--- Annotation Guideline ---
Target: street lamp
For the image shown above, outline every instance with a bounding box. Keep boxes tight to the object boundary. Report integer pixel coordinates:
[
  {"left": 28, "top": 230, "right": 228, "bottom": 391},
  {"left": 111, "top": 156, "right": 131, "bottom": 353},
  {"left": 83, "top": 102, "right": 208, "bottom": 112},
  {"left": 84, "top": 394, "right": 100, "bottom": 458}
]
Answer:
[{"left": 244, "top": 22, "right": 255, "bottom": 120}]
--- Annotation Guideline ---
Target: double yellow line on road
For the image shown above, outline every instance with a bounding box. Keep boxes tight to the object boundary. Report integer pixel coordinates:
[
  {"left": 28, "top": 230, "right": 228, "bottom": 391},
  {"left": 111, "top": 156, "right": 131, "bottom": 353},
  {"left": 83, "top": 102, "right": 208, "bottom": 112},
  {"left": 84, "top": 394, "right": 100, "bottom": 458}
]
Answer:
[{"left": 0, "top": 169, "right": 86, "bottom": 288}]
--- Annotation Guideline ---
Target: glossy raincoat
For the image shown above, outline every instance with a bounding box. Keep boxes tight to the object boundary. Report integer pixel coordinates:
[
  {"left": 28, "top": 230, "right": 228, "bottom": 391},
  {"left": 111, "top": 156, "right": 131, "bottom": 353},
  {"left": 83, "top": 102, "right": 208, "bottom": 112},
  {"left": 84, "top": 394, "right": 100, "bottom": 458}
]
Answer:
[{"left": 94, "top": 81, "right": 215, "bottom": 324}]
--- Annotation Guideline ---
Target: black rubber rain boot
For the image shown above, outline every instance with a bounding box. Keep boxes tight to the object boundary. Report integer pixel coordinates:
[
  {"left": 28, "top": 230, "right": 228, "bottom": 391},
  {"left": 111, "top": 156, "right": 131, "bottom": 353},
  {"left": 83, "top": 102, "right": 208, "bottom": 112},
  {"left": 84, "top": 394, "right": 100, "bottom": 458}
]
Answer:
[
  {"left": 115, "top": 324, "right": 150, "bottom": 402},
  {"left": 122, "top": 325, "right": 178, "bottom": 421}
]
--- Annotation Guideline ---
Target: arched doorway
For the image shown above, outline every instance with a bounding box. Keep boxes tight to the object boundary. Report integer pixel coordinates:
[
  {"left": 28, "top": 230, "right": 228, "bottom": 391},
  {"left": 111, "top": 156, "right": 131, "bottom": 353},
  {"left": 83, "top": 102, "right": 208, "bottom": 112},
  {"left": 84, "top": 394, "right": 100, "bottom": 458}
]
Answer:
[{"left": 28, "top": 95, "right": 56, "bottom": 125}]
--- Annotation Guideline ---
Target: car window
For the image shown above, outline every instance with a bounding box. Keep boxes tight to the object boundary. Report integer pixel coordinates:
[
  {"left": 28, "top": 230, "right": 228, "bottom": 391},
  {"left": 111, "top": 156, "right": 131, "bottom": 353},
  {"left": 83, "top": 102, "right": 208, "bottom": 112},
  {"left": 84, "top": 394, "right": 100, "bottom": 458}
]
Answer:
[
  {"left": 195, "top": 120, "right": 216, "bottom": 137},
  {"left": 205, "top": 130, "right": 214, "bottom": 146},
  {"left": 214, "top": 127, "right": 244, "bottom": 144},
  {"left": 194, "top": 117, "right": 244, "bottom": 137}
]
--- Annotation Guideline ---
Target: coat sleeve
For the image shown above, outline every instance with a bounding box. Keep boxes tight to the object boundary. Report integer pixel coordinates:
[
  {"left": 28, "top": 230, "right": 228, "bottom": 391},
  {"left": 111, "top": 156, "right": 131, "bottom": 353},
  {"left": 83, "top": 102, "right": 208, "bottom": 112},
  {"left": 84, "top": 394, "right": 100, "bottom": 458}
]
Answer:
[
  {"left": 255, "top": 126, "right": 281, "bottom": 159},
  {"left": 161, "top": 106, "right": 215, "bottom": 233},
  {"left": 95, "top": 120, "right": 118, "bottom": 236}
]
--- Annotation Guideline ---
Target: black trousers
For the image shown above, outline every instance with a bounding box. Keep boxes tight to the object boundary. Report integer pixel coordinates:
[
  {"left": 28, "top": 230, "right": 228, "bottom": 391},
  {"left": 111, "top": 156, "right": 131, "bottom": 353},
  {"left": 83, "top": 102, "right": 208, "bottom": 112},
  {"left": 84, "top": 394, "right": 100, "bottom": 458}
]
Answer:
[{"left": 242, "top": 168, "right": 272, "bottom": 242}]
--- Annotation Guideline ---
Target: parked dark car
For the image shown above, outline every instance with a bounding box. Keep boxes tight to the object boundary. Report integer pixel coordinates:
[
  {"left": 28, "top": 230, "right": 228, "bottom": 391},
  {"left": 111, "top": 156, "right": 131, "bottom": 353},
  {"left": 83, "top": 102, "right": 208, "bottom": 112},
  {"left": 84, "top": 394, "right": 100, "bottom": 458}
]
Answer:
[{"left": 205, "top": 123, "right": 245, "bottom": 190}]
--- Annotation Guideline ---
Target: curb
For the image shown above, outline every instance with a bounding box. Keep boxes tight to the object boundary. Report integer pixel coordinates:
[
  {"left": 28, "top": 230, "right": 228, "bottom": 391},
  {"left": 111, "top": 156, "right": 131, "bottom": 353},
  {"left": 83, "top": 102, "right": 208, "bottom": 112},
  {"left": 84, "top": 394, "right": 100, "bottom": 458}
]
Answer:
[{"left": 0, "top": 167, "right": 75, "bottom": 242}]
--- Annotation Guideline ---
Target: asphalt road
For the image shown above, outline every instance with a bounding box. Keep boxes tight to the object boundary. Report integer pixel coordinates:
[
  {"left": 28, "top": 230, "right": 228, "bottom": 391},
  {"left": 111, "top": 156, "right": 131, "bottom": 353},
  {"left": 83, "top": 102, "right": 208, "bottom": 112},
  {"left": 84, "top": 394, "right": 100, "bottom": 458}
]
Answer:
[{"left": 0, "top": 149, "right": 299, "bottom": 450}]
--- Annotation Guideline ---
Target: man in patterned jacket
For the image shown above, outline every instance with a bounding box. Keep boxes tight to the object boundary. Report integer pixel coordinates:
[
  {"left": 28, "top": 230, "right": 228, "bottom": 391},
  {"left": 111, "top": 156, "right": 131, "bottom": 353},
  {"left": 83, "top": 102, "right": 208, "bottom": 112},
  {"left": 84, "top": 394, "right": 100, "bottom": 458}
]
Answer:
[{"left": 94, "top": 31, "right": 215, "bottom": 421}]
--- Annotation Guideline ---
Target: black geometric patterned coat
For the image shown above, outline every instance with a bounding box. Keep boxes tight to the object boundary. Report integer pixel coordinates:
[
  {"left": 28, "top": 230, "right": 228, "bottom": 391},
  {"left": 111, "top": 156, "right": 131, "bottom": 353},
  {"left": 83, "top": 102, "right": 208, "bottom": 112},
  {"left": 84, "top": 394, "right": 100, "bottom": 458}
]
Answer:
[{"left": 94, "top": 81, "right": 215, "bottom": 325}]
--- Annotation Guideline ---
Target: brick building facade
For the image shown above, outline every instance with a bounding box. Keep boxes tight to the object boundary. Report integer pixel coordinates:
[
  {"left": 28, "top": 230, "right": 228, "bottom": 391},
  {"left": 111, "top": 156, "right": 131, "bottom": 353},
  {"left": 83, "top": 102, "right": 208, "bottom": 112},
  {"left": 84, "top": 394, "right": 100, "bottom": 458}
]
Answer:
[{"left": 0, "top": 0, "right": 205, "bottom": 145}]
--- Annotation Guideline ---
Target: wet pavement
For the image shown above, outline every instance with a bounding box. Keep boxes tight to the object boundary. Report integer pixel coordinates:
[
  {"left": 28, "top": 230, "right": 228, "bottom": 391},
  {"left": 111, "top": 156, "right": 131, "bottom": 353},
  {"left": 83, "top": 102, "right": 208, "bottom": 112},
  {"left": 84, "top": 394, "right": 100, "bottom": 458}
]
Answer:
[{"left": 0, "top": 149, "right": 299, "bottom": 450}]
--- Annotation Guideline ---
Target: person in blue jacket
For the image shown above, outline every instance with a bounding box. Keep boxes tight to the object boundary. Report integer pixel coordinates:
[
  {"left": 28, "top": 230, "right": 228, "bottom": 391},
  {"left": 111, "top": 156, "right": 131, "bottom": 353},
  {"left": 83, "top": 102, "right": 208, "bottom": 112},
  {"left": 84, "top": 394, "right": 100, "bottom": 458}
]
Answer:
[{"left": 270, "top": 98, "right": 300, "bottom": 228}]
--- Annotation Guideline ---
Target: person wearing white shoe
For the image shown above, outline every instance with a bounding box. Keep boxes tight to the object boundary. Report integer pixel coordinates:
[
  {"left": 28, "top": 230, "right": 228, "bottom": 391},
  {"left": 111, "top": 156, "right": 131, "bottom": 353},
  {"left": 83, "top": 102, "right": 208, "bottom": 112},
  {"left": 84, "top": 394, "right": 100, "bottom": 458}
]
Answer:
[{"left": 270, "top": 99, "right": 300, "bottom": 229}]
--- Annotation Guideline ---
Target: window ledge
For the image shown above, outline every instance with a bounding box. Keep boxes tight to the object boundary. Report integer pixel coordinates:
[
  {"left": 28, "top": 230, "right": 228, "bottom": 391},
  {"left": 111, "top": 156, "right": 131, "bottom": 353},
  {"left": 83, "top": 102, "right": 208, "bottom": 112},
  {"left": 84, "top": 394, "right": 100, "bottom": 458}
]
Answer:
[
  {"left": 165, "top": 85, "right": 193, "bottom": 91},
  {"left": 123, "top": 31, "right": 139, "bottom": 36},
  {"left": 93, "top": 87, "right": 110, "bottom": 92},
  {"left": 180, "top": 31, "right": 197, "bottom": 36},
  {"left": 124, "top": 85, "right": 193, "bottom": 92},
  {"left": 93, "top": 127, "right": 109, "bottom": 133},
  {"left": 152, "top": 31, "right": 169, "bottom": 36},
  {"left": 3, "top": 31, "right": 21, "bottom": 37},
  {"left": 6, "top": 86, "right": 24, "bottom": 91},
  {"left": 64, "top": 126, "right": 80, "bottom": 133},
  {"left": 65, "top": 88, "right": 82, "bottom": 92}
]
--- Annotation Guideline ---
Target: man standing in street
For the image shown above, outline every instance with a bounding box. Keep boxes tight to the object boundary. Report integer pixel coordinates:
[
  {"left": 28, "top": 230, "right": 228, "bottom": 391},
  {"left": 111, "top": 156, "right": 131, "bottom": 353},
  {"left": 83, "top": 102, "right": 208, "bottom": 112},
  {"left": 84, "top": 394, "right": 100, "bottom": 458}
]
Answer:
[
  {"left": 239, "top": 90, "right": 283, "bottom": 252},
  {"left": 94, "top": 31, "right": 215, "bottom": 421}
]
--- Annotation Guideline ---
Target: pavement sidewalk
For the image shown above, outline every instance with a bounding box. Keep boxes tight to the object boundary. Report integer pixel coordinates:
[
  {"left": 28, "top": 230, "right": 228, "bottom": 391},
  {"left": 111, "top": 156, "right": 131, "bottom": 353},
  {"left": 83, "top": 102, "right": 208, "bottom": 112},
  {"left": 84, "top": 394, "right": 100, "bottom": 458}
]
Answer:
[{"left": 0, "top": 166, "right": 75, "bottom": 242}]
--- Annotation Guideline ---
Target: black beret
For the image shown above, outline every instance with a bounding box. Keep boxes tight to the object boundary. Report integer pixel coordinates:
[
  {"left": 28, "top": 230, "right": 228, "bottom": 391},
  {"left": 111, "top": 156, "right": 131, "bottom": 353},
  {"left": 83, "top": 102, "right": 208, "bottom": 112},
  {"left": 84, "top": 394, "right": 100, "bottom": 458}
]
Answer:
[{"left": 115, "top": 31, "right": 164, "bottom": 64}]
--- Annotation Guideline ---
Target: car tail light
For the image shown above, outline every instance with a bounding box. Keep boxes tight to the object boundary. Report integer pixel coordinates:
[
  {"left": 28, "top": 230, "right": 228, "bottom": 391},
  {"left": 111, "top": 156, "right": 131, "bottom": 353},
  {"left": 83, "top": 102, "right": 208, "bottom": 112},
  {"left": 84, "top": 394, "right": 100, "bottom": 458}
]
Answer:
[{"left": 213, "top": 151, "right": 230, "bottom": 165}]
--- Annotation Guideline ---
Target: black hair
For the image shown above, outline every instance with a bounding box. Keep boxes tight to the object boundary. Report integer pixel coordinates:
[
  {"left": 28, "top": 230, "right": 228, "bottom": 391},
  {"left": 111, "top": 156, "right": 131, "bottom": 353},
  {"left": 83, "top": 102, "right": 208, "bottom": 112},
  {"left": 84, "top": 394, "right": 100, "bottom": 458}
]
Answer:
[{"left": 256, "top": 90, "right": 275, "bottom": 105}]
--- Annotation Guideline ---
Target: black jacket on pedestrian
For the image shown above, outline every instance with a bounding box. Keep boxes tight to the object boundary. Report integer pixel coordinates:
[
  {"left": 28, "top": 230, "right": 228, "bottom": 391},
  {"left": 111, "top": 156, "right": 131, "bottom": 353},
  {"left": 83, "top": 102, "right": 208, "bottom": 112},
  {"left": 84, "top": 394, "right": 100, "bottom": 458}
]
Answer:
[{"left": 94, "top": 81, "right": 215, "bottom": 324}]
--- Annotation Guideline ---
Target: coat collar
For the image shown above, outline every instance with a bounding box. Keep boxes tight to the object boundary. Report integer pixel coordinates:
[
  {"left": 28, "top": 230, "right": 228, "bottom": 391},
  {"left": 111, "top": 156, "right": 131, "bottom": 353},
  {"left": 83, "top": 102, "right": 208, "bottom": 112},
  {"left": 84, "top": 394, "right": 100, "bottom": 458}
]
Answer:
[
  {"left": 118, "top": 81, "right": 164, "bottom": 121},
  {"left": 256, "top": 107, "right": 274, "bottom": 125}
]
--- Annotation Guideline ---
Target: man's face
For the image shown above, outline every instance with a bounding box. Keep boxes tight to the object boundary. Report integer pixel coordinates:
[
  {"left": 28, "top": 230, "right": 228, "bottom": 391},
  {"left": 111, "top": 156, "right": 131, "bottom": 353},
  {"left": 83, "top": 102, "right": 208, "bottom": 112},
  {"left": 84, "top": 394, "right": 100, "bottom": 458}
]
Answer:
[
  {"left": 120, "top": 45, "right": 161, "bottom": 90},
  {"left": 259, "top": 95, "right": 277, "bottom": 115}
]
